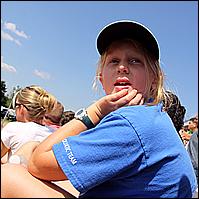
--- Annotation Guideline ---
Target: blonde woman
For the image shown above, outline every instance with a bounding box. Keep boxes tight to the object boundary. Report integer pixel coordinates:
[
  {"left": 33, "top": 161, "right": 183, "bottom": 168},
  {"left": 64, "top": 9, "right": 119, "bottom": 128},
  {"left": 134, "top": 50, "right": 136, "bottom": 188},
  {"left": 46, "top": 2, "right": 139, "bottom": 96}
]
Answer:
[
  {"left": 1, "top": 20, "right": 197, "bottom": 198},
  {"left": 1, "top": 85, "right": 57, "bottom": 162}
]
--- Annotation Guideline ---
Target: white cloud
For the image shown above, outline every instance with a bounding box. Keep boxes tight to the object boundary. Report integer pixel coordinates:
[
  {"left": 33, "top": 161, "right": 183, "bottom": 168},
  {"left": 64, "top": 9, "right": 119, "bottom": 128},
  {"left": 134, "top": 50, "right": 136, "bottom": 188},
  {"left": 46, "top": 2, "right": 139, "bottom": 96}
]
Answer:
[
  {"left": 1, "top": 56, "right": 17, "bottom": 73},
  {"left": 1, "top": 30, "right": 21, "bottom": 46},
  {"left": 14, "top": 39, "right": 21, "bottom": 46},
  {"left": 4, "top": 22, "right": 16, "bottom": 32},
  {"left": 33, "top": 69, "right": 51, "bottom": 80},
  {"left": 1, "top": 30, "right": 13, "bottom": 40},
  {"left": 4, "top": 22, "right": 30, "bottom": 39}
]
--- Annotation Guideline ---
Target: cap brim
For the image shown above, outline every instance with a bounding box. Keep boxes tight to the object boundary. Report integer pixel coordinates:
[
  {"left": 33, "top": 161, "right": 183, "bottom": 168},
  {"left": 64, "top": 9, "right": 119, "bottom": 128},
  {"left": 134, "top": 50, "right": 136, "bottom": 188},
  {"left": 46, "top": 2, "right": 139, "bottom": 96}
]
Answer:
[{"left": 96, "top": 20, "right": 159, "bottom": 60}]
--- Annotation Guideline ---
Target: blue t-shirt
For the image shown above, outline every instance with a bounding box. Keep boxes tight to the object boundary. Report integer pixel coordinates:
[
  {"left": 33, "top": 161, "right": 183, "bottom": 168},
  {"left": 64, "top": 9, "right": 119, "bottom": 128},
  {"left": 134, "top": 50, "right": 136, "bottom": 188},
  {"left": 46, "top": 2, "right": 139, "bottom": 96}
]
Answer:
[{"left": 53, "top": 104, "right": 197, "bottom": 198}]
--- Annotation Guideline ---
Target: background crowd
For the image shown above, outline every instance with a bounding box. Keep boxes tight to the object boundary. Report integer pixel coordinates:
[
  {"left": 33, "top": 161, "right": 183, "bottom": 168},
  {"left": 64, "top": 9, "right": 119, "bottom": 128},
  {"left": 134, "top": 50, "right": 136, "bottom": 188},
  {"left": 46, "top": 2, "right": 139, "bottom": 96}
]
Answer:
[{"left": 179, "top": 116, "right": 198, "bottom": 146}]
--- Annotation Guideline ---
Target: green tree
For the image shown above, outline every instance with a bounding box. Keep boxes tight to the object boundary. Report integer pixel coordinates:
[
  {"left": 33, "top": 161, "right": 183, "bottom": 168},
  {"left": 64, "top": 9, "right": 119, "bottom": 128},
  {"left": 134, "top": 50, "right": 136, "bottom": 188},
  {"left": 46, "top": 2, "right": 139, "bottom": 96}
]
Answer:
[{"left": 1, "top": 81, "right": 21, "bottom": 108}]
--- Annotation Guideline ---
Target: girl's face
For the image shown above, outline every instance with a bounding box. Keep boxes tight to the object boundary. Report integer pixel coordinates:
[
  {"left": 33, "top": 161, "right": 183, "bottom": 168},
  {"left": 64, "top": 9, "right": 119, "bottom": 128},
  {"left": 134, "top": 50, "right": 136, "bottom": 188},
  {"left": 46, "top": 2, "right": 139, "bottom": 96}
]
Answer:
[{"left": 100, "top": 41, "right": 154, "bottom": 95}]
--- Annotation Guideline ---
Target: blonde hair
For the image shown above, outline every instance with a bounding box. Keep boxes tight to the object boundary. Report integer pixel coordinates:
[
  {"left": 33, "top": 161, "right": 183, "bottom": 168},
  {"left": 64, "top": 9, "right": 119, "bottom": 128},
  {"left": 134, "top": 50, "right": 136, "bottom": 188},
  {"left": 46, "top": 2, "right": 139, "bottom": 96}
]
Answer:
[
  {"left": 14, "top": 85, "right": 57, "bottom": 122},
  {"left": 93, "top": 39, "right": 170, "bottom": 108}
]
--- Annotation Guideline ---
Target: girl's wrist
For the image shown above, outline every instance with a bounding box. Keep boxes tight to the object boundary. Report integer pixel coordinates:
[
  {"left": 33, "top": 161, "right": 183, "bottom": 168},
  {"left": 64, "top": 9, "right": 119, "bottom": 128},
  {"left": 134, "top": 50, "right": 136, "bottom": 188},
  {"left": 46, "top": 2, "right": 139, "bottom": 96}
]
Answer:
[{"left": 86, "top": 102, "right": 103, "bottom": 126}]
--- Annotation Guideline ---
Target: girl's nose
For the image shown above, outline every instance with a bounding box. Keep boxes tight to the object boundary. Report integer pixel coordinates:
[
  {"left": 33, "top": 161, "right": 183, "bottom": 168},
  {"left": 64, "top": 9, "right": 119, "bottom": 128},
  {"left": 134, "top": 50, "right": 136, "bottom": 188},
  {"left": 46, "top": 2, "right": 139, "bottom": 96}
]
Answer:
[{"left": 117, "top": 64, "right": 129, "bottom": 74}]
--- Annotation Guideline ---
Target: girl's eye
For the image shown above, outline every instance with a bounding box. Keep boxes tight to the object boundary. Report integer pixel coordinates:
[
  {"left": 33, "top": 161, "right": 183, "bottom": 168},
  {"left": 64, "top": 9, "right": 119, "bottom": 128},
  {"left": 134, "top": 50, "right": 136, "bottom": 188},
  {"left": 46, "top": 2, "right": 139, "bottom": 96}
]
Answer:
[
  {"left": 129, "top": 59, "right": 141, "bottom": 64},
  {"left": 110, "top": 59, "right": 119, "bottom": 64}
]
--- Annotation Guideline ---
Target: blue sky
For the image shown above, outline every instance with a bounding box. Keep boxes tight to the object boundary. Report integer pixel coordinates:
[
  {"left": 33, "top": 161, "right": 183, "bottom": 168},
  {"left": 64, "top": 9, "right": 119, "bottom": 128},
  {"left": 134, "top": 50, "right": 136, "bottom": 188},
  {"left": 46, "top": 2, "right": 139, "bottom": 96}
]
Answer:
[{"left": 1, "top": 1, "right": 198, "bottom": 120}]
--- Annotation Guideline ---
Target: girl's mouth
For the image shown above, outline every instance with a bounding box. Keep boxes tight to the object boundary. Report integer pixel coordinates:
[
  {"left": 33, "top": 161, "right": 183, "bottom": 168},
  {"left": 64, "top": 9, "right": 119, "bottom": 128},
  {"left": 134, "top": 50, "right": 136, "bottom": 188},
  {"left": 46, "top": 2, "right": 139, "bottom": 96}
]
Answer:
[{"left": 114, "top": 78, "right": 132, "bottom": 92}]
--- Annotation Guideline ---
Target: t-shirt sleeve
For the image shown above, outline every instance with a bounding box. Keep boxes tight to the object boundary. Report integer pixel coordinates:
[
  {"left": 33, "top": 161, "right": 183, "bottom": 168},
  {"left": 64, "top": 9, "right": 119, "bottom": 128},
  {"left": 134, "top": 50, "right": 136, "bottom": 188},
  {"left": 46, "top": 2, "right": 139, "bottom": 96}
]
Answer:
[{"left": 52, "top": 112, "right": 142, "bottom": 194}]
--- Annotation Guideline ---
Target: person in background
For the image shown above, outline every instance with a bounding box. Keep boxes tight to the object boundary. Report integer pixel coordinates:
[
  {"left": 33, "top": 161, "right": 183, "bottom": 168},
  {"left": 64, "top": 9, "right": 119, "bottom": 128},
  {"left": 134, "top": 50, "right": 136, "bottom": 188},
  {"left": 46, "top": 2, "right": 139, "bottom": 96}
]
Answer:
[
  {"left": 162, "top": 90, "right": 186, "bottom": 142},
  {"left": 181, "top": 117, "right": 198, "bottom": 145},
  {"left": 8, "top": 106, "right": 71, "bottom": 166},
  {"left": 59, "top": 110, "right": 75, "bottom": 126},
  {"left": 187, "top": 130, "right": 198, "bottom": 184},
  {"left": 186, "top": 130, "right": 198, "bottom": 198},
  {"left": 1, "top": 20, "right": 197, "bottom": 198},
  {"left": 188, "top": 117, "right": 198, "bottom": 134},
  {"left": 1, "top": 85, "right": 57, "bottom": 163},
  {"left": 43, "top": 101, "right": 64, "bottom": 130},
  {"left": 8, "top": 100, "right": 65, "bottom": 165},
  {"left": 179, "top": 125, "right": 190, "bottom": 146}
]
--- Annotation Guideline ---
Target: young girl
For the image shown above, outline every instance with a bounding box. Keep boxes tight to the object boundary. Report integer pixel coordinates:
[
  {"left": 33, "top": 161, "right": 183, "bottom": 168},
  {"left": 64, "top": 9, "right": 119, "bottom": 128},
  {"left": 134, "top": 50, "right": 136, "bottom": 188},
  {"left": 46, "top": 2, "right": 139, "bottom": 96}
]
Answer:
[{"left": 1, "top": 20, "right": 197, "bottom": 198}]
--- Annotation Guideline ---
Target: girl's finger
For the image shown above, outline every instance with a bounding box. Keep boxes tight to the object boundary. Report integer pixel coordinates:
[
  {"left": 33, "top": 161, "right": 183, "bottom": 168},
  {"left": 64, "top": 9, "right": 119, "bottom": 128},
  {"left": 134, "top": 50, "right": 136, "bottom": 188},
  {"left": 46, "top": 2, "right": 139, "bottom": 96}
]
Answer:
[
  {"left": 109, "top": 89, "right": 135, "bottom": 102},
  {"left": 139, "top": 97, "right": 145, "bottom": 105},
  {"left": 128, "top": 93, "right": 143, "bottom": 106},
  {"left": 113, "top": 90, "right": 138, "bottom": 107}
]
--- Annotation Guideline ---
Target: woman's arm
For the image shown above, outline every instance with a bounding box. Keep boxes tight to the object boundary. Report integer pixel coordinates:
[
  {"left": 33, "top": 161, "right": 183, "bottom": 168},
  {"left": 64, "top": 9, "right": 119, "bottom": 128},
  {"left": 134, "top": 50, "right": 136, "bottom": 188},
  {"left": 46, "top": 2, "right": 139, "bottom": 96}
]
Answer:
[
  {"left": 28, "top": 89, "right": 143, "bottom": 180},
  {"left": 1, "top": 141, "right": 10, "bottom": 164},
  {"left": 1, "top": 141, "right": 9, "bottom": 158}
]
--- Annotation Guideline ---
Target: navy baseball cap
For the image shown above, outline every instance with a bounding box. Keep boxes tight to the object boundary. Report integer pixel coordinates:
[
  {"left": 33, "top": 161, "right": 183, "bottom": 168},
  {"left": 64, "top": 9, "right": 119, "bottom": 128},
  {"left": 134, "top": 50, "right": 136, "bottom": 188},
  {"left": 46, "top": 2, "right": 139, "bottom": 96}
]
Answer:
[{"left": 96, "top": 20, "right": 160, "bottom": 60}]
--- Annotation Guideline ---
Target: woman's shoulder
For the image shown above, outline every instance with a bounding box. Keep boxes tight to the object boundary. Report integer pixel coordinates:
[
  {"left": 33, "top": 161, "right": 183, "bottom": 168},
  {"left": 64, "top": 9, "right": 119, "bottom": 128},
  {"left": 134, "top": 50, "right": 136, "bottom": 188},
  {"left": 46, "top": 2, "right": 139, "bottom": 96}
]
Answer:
[
  {"left": 5, "top": 121, "right": 39, "bottom": 128},
  {"left": 29, "top": 122, "right": 55, "bottom": 133},
  {"left": 2, "top": 121, "right": 24, "bottom": 129},
  {"left": 2, "top": 121, "right": 45, "bottom": 131},
  {"left": 1, "top": 121, "right": 29, "bottom": 136}
]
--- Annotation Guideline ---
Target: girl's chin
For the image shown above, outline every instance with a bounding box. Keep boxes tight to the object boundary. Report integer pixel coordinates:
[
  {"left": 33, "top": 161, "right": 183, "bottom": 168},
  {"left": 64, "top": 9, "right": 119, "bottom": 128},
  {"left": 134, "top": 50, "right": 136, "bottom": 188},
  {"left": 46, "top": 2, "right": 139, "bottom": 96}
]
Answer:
[
  {"left": 106, "top": 86, "right": 133, "bottom": 94},
  {"left": 114, "top": 86, "right": 131, "bottom": 93}
]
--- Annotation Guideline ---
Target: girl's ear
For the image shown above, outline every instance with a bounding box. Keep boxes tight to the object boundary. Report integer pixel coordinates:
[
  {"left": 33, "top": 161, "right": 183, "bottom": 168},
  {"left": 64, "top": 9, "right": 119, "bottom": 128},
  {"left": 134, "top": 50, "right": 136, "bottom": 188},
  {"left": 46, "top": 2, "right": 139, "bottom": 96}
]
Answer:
[
  {"left": 99, "top": 72, "right": 106, "bottom": 91},
  {"left": 152, "top": 75, "right": 158, "bottom": 87},
  {"left": 150, "top": 77, "right": 157, "bottom": 94},
  {"left": 151, "top": 80, "right": 157, "bottom": 90}
]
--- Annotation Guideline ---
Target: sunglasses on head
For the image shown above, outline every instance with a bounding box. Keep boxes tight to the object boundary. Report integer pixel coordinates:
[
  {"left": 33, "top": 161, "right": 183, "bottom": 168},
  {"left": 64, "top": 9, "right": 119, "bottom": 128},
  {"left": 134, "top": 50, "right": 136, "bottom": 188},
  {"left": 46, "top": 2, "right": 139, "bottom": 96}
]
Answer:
[{"left": 13, "top": 102, "right": 30, "bottom": 111}]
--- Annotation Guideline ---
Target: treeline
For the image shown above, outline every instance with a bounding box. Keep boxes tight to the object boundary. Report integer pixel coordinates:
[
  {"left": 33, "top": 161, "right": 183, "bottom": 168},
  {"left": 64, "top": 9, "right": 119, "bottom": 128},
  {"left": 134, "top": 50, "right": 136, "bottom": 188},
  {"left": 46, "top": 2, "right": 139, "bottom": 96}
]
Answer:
[{"left": 1, "top": 81, "right": 21, "bottom": 108}]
